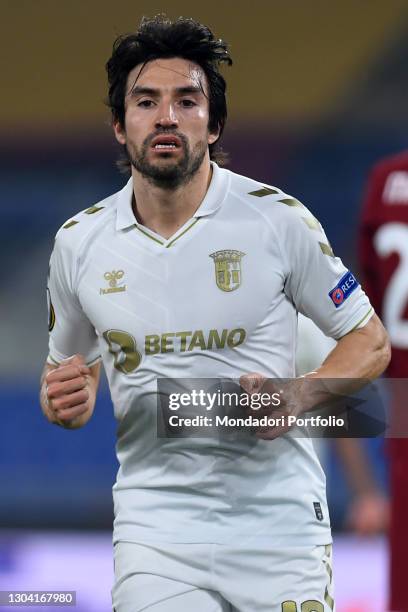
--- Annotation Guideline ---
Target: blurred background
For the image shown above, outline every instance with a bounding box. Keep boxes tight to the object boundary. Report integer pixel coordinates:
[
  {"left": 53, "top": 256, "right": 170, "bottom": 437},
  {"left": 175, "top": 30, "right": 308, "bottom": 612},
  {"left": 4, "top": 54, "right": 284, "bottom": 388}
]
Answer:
[{"left": 2, "top": 0, "right": 407, "bottom": 610}]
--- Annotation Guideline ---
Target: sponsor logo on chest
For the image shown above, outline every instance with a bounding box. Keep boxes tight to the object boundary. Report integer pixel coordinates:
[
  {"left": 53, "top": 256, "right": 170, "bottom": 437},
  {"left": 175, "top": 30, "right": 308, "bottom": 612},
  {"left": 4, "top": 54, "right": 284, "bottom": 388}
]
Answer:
[{"left": 145, "top": 328, "right": 246, "bottom": 355}]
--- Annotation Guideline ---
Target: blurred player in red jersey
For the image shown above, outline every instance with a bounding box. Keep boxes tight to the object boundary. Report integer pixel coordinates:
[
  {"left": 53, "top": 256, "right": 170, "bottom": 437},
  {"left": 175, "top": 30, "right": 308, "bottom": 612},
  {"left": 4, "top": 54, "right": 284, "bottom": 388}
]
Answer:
[{"left": 359, "top": 152, "right": 408, "bottom": 611}]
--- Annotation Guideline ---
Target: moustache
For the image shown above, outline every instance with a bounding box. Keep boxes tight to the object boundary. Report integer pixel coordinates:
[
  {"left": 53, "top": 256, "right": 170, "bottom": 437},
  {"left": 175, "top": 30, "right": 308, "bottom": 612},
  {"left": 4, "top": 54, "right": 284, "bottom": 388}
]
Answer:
[{"left": 144, "top": 130, "right": 188, "bottom": 148}]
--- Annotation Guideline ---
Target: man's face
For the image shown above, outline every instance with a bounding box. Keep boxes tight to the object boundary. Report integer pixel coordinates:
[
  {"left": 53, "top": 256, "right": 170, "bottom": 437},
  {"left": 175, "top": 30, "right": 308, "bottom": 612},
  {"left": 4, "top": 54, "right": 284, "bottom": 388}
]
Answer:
[{"left": 114, "top": 57, "right": 219, "bottom": 189}]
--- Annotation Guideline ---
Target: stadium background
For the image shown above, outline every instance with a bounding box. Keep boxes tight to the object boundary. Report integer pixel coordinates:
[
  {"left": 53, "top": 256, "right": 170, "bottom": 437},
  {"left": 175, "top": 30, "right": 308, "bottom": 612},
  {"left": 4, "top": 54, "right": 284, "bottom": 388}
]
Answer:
[{"left": 1, "top": 1, "right": 407, "bottom": 610}]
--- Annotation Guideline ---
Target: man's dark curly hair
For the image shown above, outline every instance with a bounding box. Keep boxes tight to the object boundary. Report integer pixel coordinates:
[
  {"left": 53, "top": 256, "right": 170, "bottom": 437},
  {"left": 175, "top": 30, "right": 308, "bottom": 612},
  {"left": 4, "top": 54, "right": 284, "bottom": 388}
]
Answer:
[{"left": 106, "top": 15, "right": 232, "bottom": 170}]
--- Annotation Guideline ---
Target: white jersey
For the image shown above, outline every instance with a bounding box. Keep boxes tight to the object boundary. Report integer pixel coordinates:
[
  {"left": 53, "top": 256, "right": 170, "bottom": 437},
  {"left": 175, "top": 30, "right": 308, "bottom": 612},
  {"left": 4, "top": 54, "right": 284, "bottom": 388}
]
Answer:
[
  {"left": 296, "top": 314, "right": 337, "bottom": 377},
  {"left": 47, "top": 162, "right": 373, "bottom": 545}
]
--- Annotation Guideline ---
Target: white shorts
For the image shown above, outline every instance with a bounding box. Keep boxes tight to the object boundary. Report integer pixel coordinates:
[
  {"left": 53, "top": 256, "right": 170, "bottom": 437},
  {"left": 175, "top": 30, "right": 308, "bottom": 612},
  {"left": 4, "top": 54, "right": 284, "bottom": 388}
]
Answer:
[{"left": 112, "top": 540, "right": 335, "bottom": 612}]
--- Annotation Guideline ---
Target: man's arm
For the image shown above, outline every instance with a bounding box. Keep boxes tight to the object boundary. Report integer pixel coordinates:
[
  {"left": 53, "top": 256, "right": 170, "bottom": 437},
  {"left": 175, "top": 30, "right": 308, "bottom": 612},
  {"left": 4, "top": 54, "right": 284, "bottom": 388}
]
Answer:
[
  {"left": 297, "top": 313, "right": 391, "bottom": 419},
  {"left": 334, "top": 437, "right": 389, "bottom": 535},
  {"left": 240, "top": 314, "right": 391, "bottom": 439},
  {"left": 310, "top": 313, "right": 391, "bottom": 381},
  {"left": 40, "top": 354, "right": 101, "bottom": 429}
]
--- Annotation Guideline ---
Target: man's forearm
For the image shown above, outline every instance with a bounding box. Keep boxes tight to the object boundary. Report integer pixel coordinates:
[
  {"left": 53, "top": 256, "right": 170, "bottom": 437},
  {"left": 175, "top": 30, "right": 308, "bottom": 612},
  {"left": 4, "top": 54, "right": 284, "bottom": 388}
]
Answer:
[
  {"left": 299, "top": 313, "right": 391, "bottom": 413},
  {"left": 334, "top": 438, "right": 378, "bottom": 496},
  {"left": 311, "top": 314, "right": 391, "bottom": 381}
]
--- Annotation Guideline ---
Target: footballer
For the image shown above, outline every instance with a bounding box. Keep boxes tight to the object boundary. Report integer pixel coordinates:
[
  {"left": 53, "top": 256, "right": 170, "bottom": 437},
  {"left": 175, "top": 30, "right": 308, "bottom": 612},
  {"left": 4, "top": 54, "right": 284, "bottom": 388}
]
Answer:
[{"left": 40, "top": 15, "right": 390, "bottom": 612}]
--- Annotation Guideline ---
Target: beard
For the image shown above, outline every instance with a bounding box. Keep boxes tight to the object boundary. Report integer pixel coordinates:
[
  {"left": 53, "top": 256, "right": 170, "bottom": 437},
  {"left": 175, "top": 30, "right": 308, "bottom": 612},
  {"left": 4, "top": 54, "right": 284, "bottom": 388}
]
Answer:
[{"left": 126, "top": 130, "right": 207, "bottom": 190}]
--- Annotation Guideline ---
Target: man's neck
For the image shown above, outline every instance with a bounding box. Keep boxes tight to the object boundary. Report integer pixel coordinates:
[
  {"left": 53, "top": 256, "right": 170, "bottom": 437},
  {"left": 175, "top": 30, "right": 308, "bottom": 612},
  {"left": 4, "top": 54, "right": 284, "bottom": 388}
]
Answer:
[{"left": 131, "top": 156, "right": 213, "bottom": 240}]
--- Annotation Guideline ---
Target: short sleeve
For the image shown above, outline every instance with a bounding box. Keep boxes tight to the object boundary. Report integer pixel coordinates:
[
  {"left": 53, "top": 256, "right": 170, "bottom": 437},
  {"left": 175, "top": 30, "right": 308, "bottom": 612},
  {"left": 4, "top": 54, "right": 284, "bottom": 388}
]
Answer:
[
  {"left": 47, "top": 236, "right": 101, "bottom": 366},
  {"left": 280, "top": 206, "right": 373, "bottom": 340},
  {"left": 296, "top": 314, "right": 337, "bottom": 376}
]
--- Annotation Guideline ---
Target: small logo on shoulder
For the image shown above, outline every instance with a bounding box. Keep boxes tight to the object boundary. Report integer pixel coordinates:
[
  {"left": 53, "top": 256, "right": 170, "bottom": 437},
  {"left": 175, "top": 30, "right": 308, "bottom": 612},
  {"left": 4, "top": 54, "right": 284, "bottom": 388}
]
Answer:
[
  {"left": 100, "top": 270, "right": 126, "bottom": 295},
  {"left": 313, "top": 502, "right": 324, "bottom": 521},
  {"left": 329, "top": 271, "right": 359, "bottom": 308}
]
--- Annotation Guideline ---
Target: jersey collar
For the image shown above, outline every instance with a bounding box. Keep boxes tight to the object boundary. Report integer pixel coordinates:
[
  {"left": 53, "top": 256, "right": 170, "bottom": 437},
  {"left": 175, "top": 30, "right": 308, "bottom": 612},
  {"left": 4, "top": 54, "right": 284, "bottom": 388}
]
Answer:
[
  {"left": 115, "top": 177, "right": 136, "bottom": 231},
  {"left": 115, "top": 162, "right": 229, "bottom": 231},
  {"left": 192, "top": 162, "right": 229, "bottom": 218}
]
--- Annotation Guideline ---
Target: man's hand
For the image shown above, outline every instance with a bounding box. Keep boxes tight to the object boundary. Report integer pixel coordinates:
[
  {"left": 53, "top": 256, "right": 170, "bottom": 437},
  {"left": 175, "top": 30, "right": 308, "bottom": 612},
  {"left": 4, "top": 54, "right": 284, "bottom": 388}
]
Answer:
[
  {"left": 239, "top": 373, "right": 305, "bottom": 440},
  {"left": 40, "top": 355, "right": 100, "bottom": 429},
  {"left": 346, "top": 491, "right": 390, "bottom": 536},
  {"left": 239, "top": 315, "right": 391, "bottom": 440}
]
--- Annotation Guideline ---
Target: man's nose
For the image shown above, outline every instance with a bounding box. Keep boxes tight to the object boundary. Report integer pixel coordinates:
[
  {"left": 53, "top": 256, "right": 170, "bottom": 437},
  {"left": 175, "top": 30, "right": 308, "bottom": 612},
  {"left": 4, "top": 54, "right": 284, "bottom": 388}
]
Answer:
[{"left": 155, "top": 102, "right": 179, "bottom": 129}]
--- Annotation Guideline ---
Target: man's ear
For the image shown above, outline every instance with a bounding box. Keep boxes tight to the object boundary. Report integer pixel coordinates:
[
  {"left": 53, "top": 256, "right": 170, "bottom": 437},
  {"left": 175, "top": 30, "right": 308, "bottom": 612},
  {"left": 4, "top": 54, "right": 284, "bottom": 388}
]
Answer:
[
  {"left": 208, "top": 125, "right": 221, "bottom": 146},
  {"left": 113, "top": 120, "right": 126, "bottom": 145}
]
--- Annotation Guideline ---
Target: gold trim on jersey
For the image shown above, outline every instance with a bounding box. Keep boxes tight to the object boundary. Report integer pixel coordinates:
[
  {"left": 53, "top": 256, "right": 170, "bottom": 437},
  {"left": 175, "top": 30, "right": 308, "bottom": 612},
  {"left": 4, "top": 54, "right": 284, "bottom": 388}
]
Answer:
[
  {"left": 166, "top": 218, "right": 199, "bottom": 248},
  {"left": 350, "top": 307, "right": 374, "bottom": 331},
  {"left": 302, "top": 216, "right": 321, "bottom": 231},
  {"left": 133, "top": 218, "right": 200, "bottom": 248},
  {"left": 319, "top": 242, "right": 335, "bottom": 257},
  {"left": 134, "top": 224, "right": 165, "bottom": 245},
  {"left": 47, "top": 354, "right": 60, "bottom": 366},
  {"left": 248, "top": 186, "right": 280, "bottom": 197},
  {"left": 62, "top": 206, "right": 104, "bottom": 229},
  {"left": 279, "top": 197, "right": 304, "bottom": 208},
  {"left": 323, "top": 544, "right": 335, "bottom": 610},
  {"left": 85, "top": 205, "right": 105, "bottom": 215},
  {"left": 63, "top": 220, "right": 79, "bottom": 229}
]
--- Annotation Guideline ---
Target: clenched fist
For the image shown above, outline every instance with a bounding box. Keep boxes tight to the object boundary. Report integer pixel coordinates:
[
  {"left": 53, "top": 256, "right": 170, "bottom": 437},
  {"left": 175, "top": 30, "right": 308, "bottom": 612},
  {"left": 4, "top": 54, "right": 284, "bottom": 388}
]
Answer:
[
  {"left": 239, "top": 372, "right": 309, "bottom": 440},
  {"left": 42, "top": 354, "right": 97, "bottom": 429}
]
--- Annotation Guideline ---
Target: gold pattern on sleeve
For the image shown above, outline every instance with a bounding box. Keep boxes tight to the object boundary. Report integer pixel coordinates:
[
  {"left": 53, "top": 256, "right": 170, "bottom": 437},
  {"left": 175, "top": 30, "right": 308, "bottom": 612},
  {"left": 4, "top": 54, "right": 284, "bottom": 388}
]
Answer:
[
  {"left": 248, "top": 186, "right": 280, "bottom": 197},
  {"left": 278, "top": 197, "right": 304, "bottom": 208},
  {"left": 63, "top": 220, "right": 79, "bottom": 229},
  {"left": 302, "top": 216, "right": 321, "bottom": 231},
  {"left": 63, "top": 205, "right": 104, "bottom": 229},
  {"left": 319, "top": 242, "right": 335, "bottom": 257},
  {"left": 85, "top": 206, "right": 105, "bottom": 215}
]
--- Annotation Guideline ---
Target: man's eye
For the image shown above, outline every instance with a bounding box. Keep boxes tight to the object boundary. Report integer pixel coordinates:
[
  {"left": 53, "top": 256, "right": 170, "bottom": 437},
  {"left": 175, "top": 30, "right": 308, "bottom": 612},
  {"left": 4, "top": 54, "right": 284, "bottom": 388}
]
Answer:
[
  {"left": 181, "top": 99, "right": 195, "bottom": 107},
  {"left": 138, "top": 100, "right": 154, "bottom": 108}
]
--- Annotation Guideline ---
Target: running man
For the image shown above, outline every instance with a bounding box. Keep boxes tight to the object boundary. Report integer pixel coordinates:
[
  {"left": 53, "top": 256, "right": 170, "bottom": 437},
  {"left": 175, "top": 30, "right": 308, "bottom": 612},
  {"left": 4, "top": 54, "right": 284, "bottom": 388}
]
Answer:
[{"left": 40, "top": 15, "right": 390, "bottom": 612}]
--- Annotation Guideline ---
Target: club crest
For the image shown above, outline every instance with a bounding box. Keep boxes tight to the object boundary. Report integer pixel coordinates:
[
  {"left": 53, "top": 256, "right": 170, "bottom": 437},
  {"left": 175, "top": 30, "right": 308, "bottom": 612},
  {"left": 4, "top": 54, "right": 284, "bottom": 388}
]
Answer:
[{"left": 210, "top": 250, "right": 245, "bottom": 292}]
